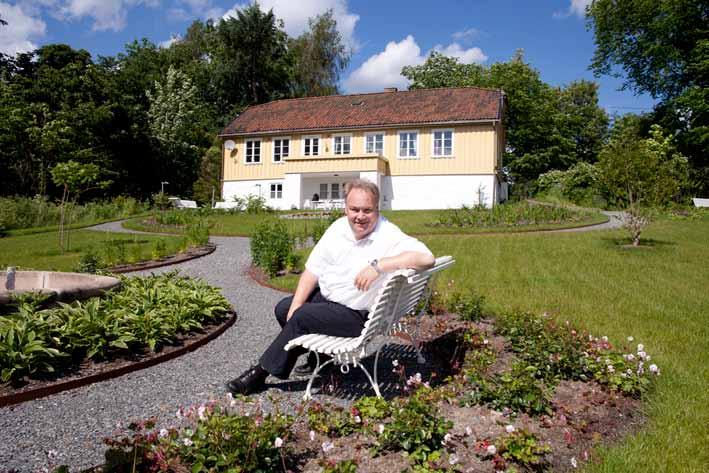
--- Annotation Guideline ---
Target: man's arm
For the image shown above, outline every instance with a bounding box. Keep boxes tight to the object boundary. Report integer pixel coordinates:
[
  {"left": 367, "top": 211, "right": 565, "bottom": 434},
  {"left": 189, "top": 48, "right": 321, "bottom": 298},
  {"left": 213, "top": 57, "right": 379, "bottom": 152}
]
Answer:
[
  {"left": 354, "top": 251, "right": 435, "bottom": 291},
  {"left": 287, "top": 269, "right": 319, "bottom": 320}
]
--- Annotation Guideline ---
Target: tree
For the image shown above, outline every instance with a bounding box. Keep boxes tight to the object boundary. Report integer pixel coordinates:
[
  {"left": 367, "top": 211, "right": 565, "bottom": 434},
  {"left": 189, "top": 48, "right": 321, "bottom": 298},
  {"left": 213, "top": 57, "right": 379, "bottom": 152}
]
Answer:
[
  {"left": 147, "top": 66, "right": 209, "bottom": 196},
  {"left": 192, "top": 140, "right": 223, "bottom": 205},
  {"left": 402, "top": 51, "right": 608, "bottom": 183},
  {"left": 588, "top": 0, "right": 708, "bottom": 195},
  {"left": 50, "top": 161, "right": 110, "bottom": 251},
  {"left": 597, "top": 116, "right": 689, "bottom": 244},
  {"left": 289, "top": 10, "right": 351, "bottom": 97}
]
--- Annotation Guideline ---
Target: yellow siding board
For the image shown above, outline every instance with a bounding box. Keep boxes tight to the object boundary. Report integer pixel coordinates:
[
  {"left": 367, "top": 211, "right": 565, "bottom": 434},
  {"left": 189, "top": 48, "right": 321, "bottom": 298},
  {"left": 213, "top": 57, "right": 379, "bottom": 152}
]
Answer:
[{"left": 222, "top": 124, "right": 499, "bottom": 181}]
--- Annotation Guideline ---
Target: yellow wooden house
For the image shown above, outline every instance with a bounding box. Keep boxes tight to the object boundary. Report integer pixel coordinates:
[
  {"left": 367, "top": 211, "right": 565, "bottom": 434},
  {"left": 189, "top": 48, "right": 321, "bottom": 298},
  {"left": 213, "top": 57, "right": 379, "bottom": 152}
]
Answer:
[{"left": 219, "top": 86, "right": 507, "bottom": 210}]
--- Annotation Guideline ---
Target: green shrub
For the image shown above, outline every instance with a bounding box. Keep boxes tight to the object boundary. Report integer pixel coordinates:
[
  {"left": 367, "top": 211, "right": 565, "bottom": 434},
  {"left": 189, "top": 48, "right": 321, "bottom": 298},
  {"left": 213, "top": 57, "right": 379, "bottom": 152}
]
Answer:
[
  {"left": 76, "top": 246, "right": 101, "bottom": 273},
  {"left": 250, "top": 220, "right": 294, "bottom": 277},
  {"left": 497, "top": 429, "right": 551, "bottom": 467},
  {"left": 185, "top": 219, "right": 210, "bottom": 246},
  {"left": 446, "top": 291, "right": 485, "bottom": 321},
  {"left": 432, "top": 202, "right": 590, "bottom": 228},
  {"left": 536, "top": 162, "right": 604, "bottom": 206},
  {"left": 0, "top": 273, "right": 231, "bottom": 382}
]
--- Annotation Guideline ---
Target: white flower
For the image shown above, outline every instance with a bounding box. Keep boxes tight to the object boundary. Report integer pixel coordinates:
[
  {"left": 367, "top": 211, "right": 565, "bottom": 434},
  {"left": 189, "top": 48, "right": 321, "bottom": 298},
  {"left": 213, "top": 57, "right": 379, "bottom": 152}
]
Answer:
[
  {"left": 627, "top": 336, "right": 634, "bottom": 342},
  {"left": 625, "top": 354, "right": 635, "bottom": 361},
  {"left": 176, "top": 409, "right": 182, "bottom": 419},
  {"left": 626, "top": 369, "right": 633, "bottom": 375},
  {"left": 378, "top": 423, "right": 385, "bottom": 434},
  {"left": 226, "top": 392, "right": 233, "bottom": 400},
  {"left": 322, "top": 441, "right": 335, "bottom": 453},
  {"left": 607, "top": 364, "right": 615, "bottom": 373},
  {"left": 443, "top": 433, "right": 452, "bottom": 445},
  {"left": 392, "top": 359, "right": 399, "bottom": 367},
  {"left": 505, "top": 425, "right": 515, "bottom": 433},
  {"left": 483, "top": 339, "right": 489, "bottom": 345},
  {"left": 571, "top": 456, "right": 578, "bottom": 468},
  {"left": 486, "top": 445, "right": 497, "bottom": 455},
  {"left": 415, "top": 372, "right": 422, "bottom": 383},
  {"left": 637, "top": 344, "right": 644, "bottom": 352},
  {"left": 354, "top": 415, "right": 361, "bottom": 424},
  {"left": 46, "top": 450, "right": 58, "bottom": 460},
  {"left": 274, "top": 437, "right": 283, "bottom": 448},
  {"left": 182, "top": 438, "right": 193, "bottom": 447},
  {"left": 230, "top": 400, "right": 237, "bottom": 408},
  {"left": 159, "top": 428, "right": 168, "bottom": 438},
  {"left": 649, "top": 364, "right": 659, "bottom": 374},
  {"left": 465, "top": 426, "right": 473, "bottom": 437},
  {"left": 449, "top": 454, "right": 459, "bottom": 465},
  {"left": 601, "top": 336, "right": 608, "bottom": 342},
  {"left": 638, "top": 351, "right": 647, "bottom": 360},
  {"left": 309, "top": 430, "right": 316, "bottom": 441},
  {"left": 197, "top": 406, "right": 207, "bottom": 420}
]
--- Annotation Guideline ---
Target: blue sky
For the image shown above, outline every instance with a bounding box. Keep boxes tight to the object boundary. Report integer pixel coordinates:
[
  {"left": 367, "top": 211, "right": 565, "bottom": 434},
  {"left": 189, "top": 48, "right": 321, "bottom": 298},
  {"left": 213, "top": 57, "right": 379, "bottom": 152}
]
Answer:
[{"left": 1, "top": 0, "right": 656, "bottom": 113}]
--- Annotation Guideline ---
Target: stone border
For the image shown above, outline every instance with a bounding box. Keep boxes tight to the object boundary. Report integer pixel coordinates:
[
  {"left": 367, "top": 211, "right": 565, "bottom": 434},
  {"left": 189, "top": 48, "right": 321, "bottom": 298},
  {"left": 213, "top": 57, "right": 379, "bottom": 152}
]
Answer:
[
  {"left": 247, "top": 265, "right": 293, "bottom": 294},
  {"left": 0, "top": 310, "right": 236, "bottom": 408},
  {"left": 108, "top": 243, "right": 216, "bottom": 273}
]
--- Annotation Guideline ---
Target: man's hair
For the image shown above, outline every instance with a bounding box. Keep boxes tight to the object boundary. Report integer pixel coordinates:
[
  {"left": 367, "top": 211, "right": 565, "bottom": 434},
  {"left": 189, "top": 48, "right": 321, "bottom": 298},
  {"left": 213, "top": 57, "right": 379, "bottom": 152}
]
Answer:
[{"left": 344, "top": 178, "right": 380, "bottom": 208}]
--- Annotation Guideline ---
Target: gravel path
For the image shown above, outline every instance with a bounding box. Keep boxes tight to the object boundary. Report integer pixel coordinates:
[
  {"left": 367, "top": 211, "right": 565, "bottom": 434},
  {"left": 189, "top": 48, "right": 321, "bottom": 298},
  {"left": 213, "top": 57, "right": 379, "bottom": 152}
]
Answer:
[{"left": 0, "top": 215, "right": 625, "bottom": 471}]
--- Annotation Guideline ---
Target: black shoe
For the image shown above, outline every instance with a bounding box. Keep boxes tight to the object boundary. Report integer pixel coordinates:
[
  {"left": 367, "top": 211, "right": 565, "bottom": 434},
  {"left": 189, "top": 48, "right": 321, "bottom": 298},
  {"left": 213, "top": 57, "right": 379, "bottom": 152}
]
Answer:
[{"left": 227, "top": 365, "right": 268, "bottom": 395}]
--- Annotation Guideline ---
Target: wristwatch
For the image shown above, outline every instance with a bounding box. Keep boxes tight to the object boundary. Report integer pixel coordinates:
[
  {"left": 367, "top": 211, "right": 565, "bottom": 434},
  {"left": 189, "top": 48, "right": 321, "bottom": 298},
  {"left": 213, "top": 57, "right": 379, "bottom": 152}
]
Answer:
[{"left": 370, "top": 259, "right": 383, "bottom": 274}]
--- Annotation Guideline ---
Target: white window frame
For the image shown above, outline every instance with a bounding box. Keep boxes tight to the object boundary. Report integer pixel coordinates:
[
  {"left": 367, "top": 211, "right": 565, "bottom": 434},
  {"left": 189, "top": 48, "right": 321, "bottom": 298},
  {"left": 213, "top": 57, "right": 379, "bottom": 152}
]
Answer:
[
  {"left": 333, "top": 134, "right": 352, "bottom": 155},
  {"left": 432, "top": 128, "right": 454, "bottom": 158},
  {"left": 302, "top": 135, "right": 321, "bottom": 156},
  {"left": 244, "top": 138, "right": 262, "bottom": 164},
  {"left": 270, "top": 183, "right": 283, "bottom": 199},
  {"left": 272, "top": 136, "right": 290, "bottom": 163},
  {"left": 365, "top": 132, "right": 384, "bottom": 154},
  {"left": 398, "top": 130, "right": 419, "bottom": 159}
]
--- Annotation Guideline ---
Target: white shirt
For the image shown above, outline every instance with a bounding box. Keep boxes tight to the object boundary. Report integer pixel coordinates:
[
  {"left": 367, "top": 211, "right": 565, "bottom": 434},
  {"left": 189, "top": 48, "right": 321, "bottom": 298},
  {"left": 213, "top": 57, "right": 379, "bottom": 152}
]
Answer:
[{"left": 305, "top": 216, "right": 433, "bottom": 310}]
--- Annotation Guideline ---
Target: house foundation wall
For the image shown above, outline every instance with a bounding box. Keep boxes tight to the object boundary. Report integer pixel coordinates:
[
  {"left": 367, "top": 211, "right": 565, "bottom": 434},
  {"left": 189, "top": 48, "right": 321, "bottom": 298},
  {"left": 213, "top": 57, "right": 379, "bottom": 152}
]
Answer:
[
  {"left": 382, "top": 174, "right": 498, "bottom": 210},
  {"left": 222, "top": 179, "right": 289, "bottom": 210}
]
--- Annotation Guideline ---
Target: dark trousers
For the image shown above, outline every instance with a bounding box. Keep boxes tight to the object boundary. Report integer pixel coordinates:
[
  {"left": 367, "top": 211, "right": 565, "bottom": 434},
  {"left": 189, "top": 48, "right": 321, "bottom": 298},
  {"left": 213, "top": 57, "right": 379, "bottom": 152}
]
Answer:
[{"left": 259, "top": 288, "right": 368, "bottom": 379}]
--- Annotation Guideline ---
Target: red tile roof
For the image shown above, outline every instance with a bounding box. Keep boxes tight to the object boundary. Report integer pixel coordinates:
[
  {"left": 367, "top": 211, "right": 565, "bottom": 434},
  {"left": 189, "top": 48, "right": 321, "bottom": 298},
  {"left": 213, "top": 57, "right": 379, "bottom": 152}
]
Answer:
[{"left": 220, "top": 87, "right": 504, "bottom": 136}]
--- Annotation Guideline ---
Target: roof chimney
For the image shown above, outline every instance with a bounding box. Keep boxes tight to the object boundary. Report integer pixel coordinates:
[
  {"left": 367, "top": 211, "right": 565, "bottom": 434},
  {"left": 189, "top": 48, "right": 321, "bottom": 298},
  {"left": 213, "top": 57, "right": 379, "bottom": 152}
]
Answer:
[{"left": 383, "top": 87, "right": 398, "bottom": 93}]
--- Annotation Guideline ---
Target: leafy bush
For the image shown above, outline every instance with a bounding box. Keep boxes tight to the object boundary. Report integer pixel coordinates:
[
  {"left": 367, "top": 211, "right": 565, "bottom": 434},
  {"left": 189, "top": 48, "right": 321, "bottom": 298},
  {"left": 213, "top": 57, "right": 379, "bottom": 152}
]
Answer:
[
  {"left": 0, "top": 273, "right": 231, "bottom": 382},
  {"left": 446, "top": 291, "right": 485, "bottom": 322},
  {"left": 373, "top": 387, "right": 452, "bottom": 463},
  {"left": 497, "top": 429, "right": 551, "bottom": 467},
  {"left": 0, "top": 195, "right": 149, "bottom": 232},
  {"left": 536, "top": 162, "right": 604, "bottom": 206},
  {"left": 432, "top": 202, "right": 591, "bottom": 228},
  {"left": 104, "top": 404, "right": 292, "bottom": 473},
  {"left": 250, "top": 220, "right": 294, "bottom": 277}
]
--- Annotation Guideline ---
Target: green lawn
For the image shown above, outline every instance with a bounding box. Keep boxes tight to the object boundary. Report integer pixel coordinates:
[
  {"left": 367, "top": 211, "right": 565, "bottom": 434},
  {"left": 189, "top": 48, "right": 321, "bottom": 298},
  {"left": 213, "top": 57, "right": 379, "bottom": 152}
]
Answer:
[
  {"left": 267, "top": 213, "right": 709, "bottom": 472},
  {"left": 124, "top": 206, "right": 607, "bottom": 237},
  {"left": 0, "top": 229, "right": 186, "bottom": 272}
]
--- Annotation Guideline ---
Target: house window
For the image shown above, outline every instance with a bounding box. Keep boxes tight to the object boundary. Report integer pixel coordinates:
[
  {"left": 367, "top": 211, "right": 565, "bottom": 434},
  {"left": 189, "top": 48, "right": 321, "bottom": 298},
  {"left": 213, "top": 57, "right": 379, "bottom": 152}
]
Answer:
[
  {"left": 365, "top": 133, "right": 384, "bottom": 154},
  {"left": 273, "top": 137, "right": 289, "bottom": 162},
  {"left": 303, "top": 136, "right": 320, "bottom": 156},
  {"left": 398, "top": 131, "right": 418, "bottom": 158},
  {"left": 270, "top": 183, "right": 283, "bottom": 199},
  {"left": 245, "top": 139, "right": 261, "bottom": 163},
  {"left": 333, "top": 135, "right": 351, "bottom": 155},
  {"left": 433, "top": 129, "right": 453, "bottom": 157},
  {"left": 319, "top": 183, "right": 329, "bottom": 199},
  {"left": 331, "top": 183, "right": 340, "bottom": 199}
]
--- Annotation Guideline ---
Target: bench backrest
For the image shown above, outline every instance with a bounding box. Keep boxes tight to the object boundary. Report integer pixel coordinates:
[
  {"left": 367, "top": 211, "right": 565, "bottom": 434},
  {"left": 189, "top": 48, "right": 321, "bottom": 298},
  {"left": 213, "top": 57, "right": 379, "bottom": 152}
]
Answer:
[{"left": 357, "top": 256, "right": 454, "bottom": 346}]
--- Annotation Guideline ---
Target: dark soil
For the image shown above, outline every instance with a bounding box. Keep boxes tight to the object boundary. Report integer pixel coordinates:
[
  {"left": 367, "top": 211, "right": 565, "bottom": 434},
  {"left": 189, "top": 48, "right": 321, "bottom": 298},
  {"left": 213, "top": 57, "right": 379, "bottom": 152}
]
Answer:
[
  {"left": 0, "top": 314, "right": 235, "bottom": 406},
  {"left": 254, "top": 314, "right": 647, "bottom": 472}
]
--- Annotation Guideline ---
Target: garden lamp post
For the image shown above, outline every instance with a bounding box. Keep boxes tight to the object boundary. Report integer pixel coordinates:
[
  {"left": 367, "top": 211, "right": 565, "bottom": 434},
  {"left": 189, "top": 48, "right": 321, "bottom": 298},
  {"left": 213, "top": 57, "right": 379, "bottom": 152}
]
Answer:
[{"left": 161, "top": 181, "right": 169, "bottom": 194}]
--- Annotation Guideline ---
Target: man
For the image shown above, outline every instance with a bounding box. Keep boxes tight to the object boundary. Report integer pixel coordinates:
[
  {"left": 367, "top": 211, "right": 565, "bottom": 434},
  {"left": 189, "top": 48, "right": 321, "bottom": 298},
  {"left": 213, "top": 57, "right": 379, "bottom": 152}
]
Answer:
[{"left": 227, "top": 179, "right": 434, "bottom": 395}]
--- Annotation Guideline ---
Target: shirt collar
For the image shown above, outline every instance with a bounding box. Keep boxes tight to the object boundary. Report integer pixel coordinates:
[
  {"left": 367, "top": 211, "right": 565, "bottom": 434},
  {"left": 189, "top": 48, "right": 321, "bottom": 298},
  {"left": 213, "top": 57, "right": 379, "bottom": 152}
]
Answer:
[{"left": 343, "top": 215, "right": 385, "bottom": 243}]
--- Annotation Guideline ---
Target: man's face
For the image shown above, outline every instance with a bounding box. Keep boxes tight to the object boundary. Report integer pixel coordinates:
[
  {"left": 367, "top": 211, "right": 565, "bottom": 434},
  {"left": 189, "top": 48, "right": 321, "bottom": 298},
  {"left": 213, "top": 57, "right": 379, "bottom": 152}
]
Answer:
[{"left": 345, "top": 188, "right": 379, "bottom": 240}]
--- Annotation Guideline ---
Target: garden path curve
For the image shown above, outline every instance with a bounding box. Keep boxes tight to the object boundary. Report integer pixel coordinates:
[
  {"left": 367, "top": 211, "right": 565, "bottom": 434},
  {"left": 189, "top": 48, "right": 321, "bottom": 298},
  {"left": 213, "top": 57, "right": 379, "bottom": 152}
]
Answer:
[{"left": 0, "top": 214, "right": 624, "bottom": 471}]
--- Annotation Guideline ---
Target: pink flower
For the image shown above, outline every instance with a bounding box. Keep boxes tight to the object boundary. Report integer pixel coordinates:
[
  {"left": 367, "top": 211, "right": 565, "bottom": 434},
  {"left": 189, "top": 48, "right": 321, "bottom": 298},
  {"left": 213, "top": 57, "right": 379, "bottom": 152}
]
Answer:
[
  {"left": 486, "top": 445, "right": 497, "bottom": 455},
  {"left": 274, "top": 437, "right": 283, "bottom": 448},
  {"left": 505, "top": 425, "right": 515, "bottom": 433},
  {"left": 309, "top": 430, "right": 316, "bottom": 441},
  {"left": 322, "top": 441, "right": 335, "bottom": 453}
]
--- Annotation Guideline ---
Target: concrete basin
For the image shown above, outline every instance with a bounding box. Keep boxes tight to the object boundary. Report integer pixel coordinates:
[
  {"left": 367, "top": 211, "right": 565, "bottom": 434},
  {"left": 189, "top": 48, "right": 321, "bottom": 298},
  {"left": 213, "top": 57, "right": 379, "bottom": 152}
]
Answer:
[{"left": 0, "top": 271, "right": 121, "bottom": 305}]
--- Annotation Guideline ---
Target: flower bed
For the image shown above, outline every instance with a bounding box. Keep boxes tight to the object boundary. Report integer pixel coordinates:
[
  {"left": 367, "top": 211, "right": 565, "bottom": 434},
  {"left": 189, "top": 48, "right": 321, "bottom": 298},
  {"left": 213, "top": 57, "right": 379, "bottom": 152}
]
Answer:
[
  {"left": 94, "top": 308, "right": 659, "bottom": 473},
  {"left": 0, "top": 272, "right": 231, "bottom": 385}
]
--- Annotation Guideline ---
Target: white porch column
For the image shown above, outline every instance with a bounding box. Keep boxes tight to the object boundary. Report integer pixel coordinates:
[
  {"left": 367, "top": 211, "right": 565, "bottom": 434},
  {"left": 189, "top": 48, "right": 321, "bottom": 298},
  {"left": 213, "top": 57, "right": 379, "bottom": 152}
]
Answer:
[{"left": 284, "top": 173, "right": 302, "bottom": 209}]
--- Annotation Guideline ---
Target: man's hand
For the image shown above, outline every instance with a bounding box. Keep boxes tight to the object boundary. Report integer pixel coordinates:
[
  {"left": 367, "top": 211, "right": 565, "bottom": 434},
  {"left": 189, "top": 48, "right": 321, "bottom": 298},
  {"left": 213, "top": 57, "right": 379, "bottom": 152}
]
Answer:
[{"left": 354, "top": 265, "right": 380, "bottom": 291}]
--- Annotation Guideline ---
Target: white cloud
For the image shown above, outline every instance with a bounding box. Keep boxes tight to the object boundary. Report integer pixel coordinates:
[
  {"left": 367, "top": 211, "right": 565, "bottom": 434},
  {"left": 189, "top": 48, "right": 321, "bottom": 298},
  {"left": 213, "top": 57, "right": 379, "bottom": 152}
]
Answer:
[
  {"left": 159, "top": 34, "right": 182, "bottom": 48},
  {"left": 434, "top": 43, "right": 487, "bottom": 64},
  {"left": 222, "top": 0, "right": 360, "bottom": 51},
  {"left": 0, "top": 2, "right": 47, "bottom": 55},
  {"left": 344, "top": 35, "right": 420, "bottom": 93},
  {"left": 53, "top": 0, "right": 158, "bottom": 32},
  {"left": 553, "top": 0, "right": 592, "bottom": 19},
  {"left": 344, "top": 35, "right": 487, "bottom": 94},
  {"left": 451, "top": 27, "right": 479, "bottom": 43}
]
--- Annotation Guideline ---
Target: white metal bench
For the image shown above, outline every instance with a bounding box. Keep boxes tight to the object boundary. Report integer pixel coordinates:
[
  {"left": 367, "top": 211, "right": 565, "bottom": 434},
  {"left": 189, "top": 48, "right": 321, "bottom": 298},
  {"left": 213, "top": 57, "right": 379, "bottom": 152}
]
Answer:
[{"left": 284, "top": 256, "right": 455, "bottom": 399}]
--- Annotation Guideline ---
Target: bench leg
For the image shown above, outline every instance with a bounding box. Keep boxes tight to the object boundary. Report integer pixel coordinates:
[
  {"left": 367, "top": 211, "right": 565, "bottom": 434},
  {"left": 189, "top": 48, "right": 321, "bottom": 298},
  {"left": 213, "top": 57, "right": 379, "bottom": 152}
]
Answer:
[
  {"left": 303, "top": 353, "right": 334, "bottom": 401},
  {"left": 357, "top": 359, "right": 382, "bottom": 398}
]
